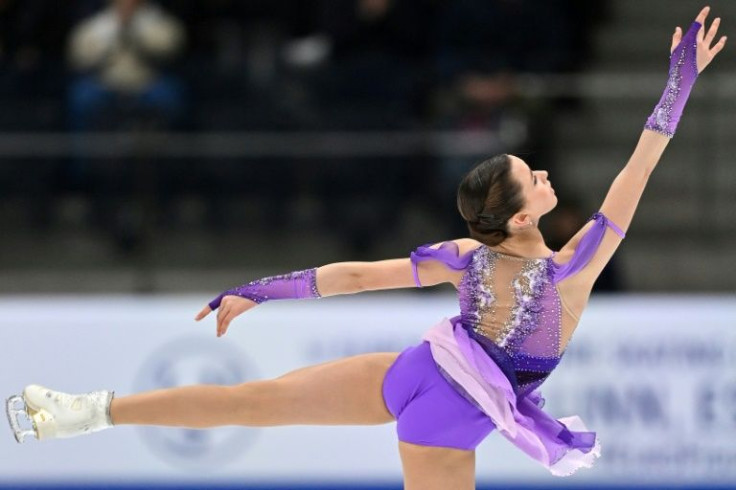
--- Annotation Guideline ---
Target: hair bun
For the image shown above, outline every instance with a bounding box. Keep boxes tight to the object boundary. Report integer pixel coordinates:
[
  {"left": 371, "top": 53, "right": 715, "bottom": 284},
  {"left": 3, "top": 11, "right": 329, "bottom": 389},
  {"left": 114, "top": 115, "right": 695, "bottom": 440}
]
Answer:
[
  {"left": 456, "top": 154, "right": 524, "bottom": 247},
  {"left": 476, "top": 212, "right": 501, "bottom": 228}
]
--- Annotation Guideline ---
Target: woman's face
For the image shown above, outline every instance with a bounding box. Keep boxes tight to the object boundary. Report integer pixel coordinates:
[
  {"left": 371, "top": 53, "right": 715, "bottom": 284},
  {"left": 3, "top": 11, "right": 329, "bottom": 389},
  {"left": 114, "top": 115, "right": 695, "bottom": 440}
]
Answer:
[{"left": 508, "top": 154, "right": 557, "bottom": 221}]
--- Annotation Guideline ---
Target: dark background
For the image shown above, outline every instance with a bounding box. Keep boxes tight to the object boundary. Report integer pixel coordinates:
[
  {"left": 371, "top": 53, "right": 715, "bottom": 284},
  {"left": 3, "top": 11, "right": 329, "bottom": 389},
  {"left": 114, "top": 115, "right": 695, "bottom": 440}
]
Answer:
[{"left": 0, "top": 0, "right": 733, "bottom": 294}]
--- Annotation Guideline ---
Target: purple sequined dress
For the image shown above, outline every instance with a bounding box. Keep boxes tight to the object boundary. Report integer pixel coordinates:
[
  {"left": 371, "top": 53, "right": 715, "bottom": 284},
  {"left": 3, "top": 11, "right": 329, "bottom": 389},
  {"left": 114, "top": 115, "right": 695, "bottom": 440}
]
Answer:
[{"left": 411, "top": 212, "right": 625, "bottom": 476}]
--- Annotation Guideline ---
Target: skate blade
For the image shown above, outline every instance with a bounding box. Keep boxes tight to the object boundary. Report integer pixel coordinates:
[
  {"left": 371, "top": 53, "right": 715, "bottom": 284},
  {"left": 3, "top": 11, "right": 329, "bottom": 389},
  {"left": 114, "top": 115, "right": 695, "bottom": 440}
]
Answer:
[{"left": 5, "top": 395, "right": 38, "bottom": 443}]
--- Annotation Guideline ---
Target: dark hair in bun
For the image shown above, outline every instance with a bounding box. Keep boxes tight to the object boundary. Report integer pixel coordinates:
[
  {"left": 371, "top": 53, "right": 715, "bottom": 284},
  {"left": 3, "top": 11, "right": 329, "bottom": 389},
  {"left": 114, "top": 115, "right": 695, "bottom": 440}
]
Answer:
[{"left": 456, "top": 154, "right": 525, "bottom": 247}]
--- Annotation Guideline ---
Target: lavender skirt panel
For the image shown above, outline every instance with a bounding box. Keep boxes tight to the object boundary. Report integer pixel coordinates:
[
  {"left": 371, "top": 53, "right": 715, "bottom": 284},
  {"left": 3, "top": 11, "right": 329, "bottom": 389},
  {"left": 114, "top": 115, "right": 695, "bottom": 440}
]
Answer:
[{"left": 422, "top": 318, "right": 601, "bottom": 476}]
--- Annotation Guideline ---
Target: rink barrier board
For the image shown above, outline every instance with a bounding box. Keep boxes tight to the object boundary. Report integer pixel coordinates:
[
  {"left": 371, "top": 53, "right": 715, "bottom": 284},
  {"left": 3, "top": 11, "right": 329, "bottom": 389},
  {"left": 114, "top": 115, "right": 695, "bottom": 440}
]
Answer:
[
  {"left": 1, "top": 294, "right": 734, "bottom": 486},
  {"left": 2, "top": 485, "right": 736, "bottom": 490}
]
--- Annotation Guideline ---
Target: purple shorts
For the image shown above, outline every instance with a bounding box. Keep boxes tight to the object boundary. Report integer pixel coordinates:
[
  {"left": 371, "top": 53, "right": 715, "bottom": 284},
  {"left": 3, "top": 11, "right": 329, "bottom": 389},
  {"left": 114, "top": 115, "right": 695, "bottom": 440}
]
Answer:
[{"left": 381, "top": 341, "right": 496, "bottom": 450}]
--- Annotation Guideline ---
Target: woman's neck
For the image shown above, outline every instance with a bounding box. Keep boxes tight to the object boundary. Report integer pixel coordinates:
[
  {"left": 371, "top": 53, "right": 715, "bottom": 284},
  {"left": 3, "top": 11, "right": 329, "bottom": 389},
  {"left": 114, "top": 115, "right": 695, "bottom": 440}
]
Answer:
[{"left": 492, "top": 228, "right": 552, "bottom": 258}]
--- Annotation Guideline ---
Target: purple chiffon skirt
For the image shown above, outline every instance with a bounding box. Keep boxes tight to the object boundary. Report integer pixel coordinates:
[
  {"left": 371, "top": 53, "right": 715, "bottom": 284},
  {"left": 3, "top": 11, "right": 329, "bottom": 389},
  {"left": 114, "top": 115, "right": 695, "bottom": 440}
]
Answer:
[{"left": 422, "top": 317, "right": 600, "bottom": 476}]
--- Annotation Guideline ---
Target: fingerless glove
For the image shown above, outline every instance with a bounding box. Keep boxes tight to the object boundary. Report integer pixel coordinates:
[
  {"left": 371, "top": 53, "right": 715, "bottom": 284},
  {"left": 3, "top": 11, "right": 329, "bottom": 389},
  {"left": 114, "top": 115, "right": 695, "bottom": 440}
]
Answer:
[
  {"left": 645, "top": 22, "right": 701, "bottom": 137},
  {"left": 208, "top": 268, "right": 321, "bottom": 309}
]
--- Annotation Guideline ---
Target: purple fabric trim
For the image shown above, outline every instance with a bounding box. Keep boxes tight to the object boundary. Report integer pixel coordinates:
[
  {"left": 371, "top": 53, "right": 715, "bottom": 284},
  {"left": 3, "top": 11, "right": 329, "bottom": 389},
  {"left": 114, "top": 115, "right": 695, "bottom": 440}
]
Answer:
[
  {"left": 411, "top": 262, "right": 422, "bottom": 288},
  {"left": 595, "top": 212, "right": 625, "bottom": 239},
  {"left": 551, "top": 212, "right": 625, "bottom": 284},
  {"left": 410, "top": 241, "right": 476, "bottom": 287},
  {"left": 645, "top": 21, "right": 700, "bottom": 137},
  {"left": 208, "top": 268, "right": 321, "bottom": 310}
]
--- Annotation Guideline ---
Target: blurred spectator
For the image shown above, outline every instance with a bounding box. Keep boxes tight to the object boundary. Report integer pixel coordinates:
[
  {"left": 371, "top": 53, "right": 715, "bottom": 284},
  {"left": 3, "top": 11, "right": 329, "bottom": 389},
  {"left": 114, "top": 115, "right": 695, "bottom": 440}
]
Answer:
[
  {"left": 65, "top": 0, "right": 186, "bottom": 253},
  {"left": 67, "top": 0, "right": 186, "bottom": 131}
]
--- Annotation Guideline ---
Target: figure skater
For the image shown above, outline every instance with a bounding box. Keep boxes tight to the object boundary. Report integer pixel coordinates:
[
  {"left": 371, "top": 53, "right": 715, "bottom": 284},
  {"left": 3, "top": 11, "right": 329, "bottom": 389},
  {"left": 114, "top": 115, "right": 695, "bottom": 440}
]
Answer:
[{"left": 6, "top": 7, "right": 726, "bottom": 490}]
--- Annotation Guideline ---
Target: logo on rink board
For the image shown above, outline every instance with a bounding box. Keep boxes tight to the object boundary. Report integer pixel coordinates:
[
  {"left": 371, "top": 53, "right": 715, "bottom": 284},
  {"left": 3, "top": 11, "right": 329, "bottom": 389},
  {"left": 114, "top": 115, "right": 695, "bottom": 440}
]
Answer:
[{"left": 134, "top": 337, "right": 260, "bottom": 470}]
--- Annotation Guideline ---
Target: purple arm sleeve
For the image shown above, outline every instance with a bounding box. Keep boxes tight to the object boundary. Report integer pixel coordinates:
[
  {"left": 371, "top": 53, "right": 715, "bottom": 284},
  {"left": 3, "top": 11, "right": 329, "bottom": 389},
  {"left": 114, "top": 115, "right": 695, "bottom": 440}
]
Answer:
[
  {"left": 645, "top": 21, "right": 700, "bottom": 137},
  {"left": 552, "top": 212, "right": 626, "bottom": 284},
  {"left": 410, "top": 242, "right": 476, "bottom": 287},
  {"left": 208, "top": 268, "right": 321, "bottom": 310}
]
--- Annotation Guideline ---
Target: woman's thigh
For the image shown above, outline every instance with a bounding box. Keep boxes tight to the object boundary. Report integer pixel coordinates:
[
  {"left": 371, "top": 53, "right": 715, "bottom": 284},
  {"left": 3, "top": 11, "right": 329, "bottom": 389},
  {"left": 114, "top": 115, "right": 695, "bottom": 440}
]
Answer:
[{"left": 243, "top": 352, "right": 400, "bottom": 426}]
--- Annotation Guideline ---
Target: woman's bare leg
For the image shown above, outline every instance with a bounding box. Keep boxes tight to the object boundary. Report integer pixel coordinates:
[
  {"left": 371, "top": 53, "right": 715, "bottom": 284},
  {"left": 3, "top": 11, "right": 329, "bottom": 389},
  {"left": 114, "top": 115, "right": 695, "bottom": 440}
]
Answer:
[
  {"left": 110, "top": 352, "right": 399, "bottom": 428},
  {"left": 399, "top": 442, "right": 476, "bottom": 490}
]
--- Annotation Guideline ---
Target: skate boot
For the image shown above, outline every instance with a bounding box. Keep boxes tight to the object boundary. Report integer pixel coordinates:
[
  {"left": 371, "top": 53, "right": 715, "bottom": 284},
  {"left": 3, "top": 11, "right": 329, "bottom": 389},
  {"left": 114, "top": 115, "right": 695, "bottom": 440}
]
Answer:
[{"left": 6, "top": 385, "right": 114, "bottom": 443}]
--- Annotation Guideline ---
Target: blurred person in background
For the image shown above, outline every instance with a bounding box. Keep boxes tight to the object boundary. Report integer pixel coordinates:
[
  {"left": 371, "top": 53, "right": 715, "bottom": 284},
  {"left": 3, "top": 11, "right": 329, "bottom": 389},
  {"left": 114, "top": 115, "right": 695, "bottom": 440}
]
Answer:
[
  {"left": 66, "top": 0, "right": 186, "bottom": 253},
  {"left": 67, "top": 0, "right": 185, "bottom": 131}
]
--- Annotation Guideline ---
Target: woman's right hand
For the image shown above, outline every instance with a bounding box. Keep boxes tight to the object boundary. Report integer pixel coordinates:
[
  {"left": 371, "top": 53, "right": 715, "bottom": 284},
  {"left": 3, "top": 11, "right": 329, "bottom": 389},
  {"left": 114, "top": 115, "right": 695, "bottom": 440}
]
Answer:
[
  {"left": 195, "top": 295, "right": 258, "bottom": 338},
  {"left": 670, "top": 6, "right": 726, "bottom": 73}
]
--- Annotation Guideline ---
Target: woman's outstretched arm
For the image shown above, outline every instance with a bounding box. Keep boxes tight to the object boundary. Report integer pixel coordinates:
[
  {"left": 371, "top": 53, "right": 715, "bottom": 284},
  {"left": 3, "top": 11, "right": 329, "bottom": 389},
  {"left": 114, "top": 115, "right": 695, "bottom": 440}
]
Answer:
[
  {"left": 558, "top": 6, "right": 726, "bottom": 285},
  {"left": 197, "top": 238, "right": 480, "bottom": 336},
  {"left": 316, "top": 259, "right": 424, "bottom": 296},
  {"left": 317, "top": 236, "right": 481, "bottom": 295}
]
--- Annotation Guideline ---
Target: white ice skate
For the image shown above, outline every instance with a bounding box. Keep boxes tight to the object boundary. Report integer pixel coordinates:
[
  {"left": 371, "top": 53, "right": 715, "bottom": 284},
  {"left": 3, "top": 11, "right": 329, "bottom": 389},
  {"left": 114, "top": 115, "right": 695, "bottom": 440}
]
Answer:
[{"left": 6, "top": 385, "right": 113, "bottom": 443}]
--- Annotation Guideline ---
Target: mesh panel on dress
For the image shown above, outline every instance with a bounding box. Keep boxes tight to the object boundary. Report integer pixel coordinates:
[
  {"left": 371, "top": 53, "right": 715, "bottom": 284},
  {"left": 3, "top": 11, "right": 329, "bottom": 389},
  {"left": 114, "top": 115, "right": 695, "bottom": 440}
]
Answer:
[{"left": 469, "top": 250, "right": 578, "bottom": 359}]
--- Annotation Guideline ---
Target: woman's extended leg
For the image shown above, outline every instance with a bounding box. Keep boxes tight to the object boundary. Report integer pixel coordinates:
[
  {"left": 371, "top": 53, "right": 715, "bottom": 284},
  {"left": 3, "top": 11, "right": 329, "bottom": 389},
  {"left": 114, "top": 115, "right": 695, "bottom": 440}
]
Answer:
[{"left": 110, "top": 352, "right": 399, "bottom": 428}]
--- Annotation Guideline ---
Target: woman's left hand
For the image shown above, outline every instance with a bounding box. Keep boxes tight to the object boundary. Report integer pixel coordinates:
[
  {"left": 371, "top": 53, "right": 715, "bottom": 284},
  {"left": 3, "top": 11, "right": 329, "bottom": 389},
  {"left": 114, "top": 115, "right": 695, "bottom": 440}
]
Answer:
[{"left": 671, "top": 6, "right": 727, "bottom": 73}]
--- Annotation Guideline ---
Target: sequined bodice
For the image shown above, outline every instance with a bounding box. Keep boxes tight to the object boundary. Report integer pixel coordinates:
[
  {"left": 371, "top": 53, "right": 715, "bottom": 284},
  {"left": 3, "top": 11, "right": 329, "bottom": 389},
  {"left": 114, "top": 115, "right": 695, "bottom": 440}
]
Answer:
[
  {"left": 457, "top": 247, "right": 564, "bottom": 394},
  {"left": 410, "top": 212, "right": 627, "bottom": 395}
]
